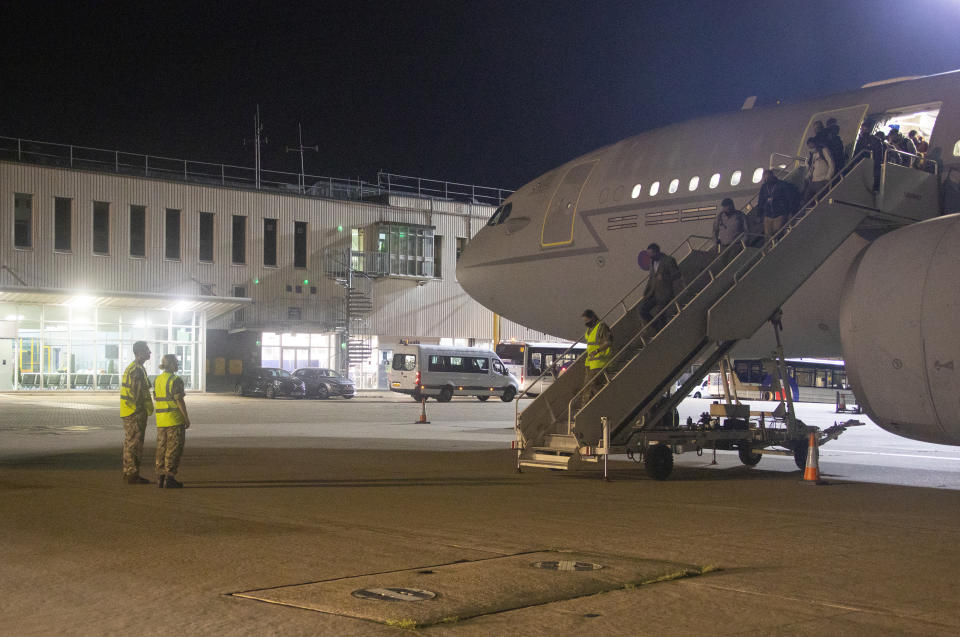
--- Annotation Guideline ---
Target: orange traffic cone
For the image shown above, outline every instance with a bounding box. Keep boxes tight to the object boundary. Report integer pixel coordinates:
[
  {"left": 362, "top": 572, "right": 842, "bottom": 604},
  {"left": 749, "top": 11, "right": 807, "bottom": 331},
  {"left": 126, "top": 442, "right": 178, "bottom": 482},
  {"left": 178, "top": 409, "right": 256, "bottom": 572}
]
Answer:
[
  {"left": 415, "top": 397, "right": 430, "bottom": 424},
  {"left": 802, "top": 431, "right": 825, "bottom": 484}
]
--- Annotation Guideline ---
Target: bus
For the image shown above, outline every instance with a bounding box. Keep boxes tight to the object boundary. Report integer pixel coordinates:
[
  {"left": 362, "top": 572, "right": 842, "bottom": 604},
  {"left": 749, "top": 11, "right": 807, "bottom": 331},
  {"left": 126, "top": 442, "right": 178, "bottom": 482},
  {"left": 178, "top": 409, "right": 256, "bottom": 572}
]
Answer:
[
  {"left": 711, "top": 358, "right": 855, "bottom": 404},
  {"left": 495, "top": 341, "right": 586, "bottom": 396}
]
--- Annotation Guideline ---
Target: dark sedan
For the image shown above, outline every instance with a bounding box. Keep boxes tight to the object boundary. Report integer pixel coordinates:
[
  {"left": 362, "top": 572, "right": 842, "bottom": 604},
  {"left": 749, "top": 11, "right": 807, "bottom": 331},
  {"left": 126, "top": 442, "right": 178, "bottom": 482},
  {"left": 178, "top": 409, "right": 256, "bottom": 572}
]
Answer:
[
  {"left": 235, "top": 367, "right": 306, "bottom": 399},
  {"left": 293, "top": 367, "right": 356, "bottom": 399}
]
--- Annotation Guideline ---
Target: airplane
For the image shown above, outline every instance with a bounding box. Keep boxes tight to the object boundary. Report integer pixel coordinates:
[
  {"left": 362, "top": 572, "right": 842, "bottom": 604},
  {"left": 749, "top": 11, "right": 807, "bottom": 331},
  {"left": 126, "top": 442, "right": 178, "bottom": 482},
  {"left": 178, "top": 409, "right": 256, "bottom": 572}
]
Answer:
[{"left": 457, "top": 70, "right": 960, "bottom": 447}]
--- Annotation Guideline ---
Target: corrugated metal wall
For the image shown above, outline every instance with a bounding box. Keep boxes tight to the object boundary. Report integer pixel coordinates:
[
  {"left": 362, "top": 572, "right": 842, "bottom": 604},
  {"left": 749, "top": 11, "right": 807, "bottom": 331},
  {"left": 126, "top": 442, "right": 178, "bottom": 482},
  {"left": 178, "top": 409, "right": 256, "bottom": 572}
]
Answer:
[{"left": 1, "top": 161, "right": 551, "bottom": 341}]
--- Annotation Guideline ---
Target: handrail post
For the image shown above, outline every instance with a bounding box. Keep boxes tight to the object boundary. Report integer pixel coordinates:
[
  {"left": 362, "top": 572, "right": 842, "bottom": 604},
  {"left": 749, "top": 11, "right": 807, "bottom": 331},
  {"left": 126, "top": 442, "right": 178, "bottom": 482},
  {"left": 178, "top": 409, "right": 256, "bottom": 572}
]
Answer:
[
  {"left": 17, "top": 138, "right": 21, "bottom": 161},
  {"left": 69, "top": 144, "right": 73, "bottom": 167},
  {"left": 184, "top": 159, "right": 188, "bottom": 181},
  {"left": 145, "top": 155, "right": 149, "bottom": 177},
  {"left": 221, "top": 164, "right": 225, "bottom": 186},
  {"left": 115, "top": 151, "right": 119, "bottom": 173}
]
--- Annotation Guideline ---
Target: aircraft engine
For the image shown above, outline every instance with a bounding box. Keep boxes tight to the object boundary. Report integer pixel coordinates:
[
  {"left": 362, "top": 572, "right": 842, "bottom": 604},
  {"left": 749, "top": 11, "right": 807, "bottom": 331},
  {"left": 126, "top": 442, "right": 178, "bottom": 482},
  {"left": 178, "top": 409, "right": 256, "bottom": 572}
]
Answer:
[{"left": 839, "top": 213, "right": 960, "bottom": 445}]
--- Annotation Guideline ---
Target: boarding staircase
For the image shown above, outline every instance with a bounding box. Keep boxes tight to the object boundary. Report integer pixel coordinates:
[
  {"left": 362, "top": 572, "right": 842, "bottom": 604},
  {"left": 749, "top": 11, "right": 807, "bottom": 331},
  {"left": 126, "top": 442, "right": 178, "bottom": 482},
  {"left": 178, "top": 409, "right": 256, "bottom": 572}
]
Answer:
[{"left": 517, "top": 152, "right": 941, "bottom": 470}]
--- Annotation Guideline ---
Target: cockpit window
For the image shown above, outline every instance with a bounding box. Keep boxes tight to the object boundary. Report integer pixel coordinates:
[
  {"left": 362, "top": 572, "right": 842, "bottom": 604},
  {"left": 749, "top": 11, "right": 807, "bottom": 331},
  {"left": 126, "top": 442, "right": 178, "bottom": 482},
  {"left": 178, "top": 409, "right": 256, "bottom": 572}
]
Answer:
[
  {"left": 486, "top": 202, "right": 513, "bottom": 226},
  {"left": 498, "top": 202, "right": 513, "bottom": 224}
]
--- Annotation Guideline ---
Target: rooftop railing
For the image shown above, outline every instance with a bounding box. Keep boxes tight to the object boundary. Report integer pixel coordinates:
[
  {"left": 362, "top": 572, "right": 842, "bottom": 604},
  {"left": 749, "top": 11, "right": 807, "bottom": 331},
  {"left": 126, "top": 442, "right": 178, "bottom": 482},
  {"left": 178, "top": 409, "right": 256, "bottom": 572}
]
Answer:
[{"left": 0, "top": 136, "right": 511, "bottom": 206}]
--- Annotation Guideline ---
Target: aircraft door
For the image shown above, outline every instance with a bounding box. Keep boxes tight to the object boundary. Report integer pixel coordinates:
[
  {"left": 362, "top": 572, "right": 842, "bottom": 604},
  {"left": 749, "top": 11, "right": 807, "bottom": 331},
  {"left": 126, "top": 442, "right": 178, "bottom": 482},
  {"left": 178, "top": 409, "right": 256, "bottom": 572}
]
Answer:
[
  {"left": 540, "top": 161, "right": 597, "bottom": 247},
  {"left": 795, "top": 105, "right": 869, "bottom": 170}
]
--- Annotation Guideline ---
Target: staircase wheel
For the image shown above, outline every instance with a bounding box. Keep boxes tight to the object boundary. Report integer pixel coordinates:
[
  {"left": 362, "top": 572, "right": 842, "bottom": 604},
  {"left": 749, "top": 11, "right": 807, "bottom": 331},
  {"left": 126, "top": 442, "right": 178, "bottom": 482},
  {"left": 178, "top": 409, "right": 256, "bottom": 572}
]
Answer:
[
  {"left": 792, "top": 441, "right": 809, "bottom": 470},
  {"left": 500, "top": 386, "right": 516, "bottom": 402},
  {"left": 437, "top": 387, "right": 453, "bottom": 402},
  {"left": 738, "top": 445, "right": 762, "bottom": 466},
  {"left": 644, "top": 444, "right": 674, "bottom": 480}
]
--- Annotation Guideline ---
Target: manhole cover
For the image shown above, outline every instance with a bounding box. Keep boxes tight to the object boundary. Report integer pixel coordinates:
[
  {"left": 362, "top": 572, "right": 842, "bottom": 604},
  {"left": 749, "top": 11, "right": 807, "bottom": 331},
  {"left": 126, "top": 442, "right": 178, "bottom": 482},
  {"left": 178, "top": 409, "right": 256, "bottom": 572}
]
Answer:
[
  {"left": 351, "top": 587, "right": 437, "bottom": 602},
  {"left": 532, "top": 560, "right": 603, "bottom": 571}
]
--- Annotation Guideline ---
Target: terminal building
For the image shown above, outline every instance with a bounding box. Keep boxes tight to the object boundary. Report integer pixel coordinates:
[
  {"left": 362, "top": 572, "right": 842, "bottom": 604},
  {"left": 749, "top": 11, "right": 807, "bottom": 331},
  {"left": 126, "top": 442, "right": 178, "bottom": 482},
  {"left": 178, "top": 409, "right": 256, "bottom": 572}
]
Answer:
[{"left": 0, "top": 136, "right": 556, "bottom": 392}]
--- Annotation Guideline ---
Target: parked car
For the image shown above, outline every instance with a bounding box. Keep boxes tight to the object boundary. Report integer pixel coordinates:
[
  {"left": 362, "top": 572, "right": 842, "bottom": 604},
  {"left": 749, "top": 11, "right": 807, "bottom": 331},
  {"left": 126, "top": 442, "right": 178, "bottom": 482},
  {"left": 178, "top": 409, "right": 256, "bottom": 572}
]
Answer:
[
  {"left": 293, "top": 367, "right": 356, "bottom": 399},
  {"left": 235, "top": 367, "right": 306, "bottom": 399}
]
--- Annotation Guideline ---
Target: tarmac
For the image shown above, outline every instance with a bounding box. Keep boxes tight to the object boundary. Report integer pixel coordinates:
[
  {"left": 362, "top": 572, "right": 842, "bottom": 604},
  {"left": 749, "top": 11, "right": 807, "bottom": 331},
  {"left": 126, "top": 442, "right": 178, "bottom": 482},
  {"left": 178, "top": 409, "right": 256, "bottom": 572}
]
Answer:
[{"left": 2, "top": 392, "right": 960, "bottom": 635}]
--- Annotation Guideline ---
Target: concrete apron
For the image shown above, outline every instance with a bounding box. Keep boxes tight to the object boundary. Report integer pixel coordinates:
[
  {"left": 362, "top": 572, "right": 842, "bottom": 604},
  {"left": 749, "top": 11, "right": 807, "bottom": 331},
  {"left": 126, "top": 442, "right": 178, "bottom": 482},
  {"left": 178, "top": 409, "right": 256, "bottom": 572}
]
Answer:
[{"left": 231, "top": 550, "right": 710, "bottom": 628}]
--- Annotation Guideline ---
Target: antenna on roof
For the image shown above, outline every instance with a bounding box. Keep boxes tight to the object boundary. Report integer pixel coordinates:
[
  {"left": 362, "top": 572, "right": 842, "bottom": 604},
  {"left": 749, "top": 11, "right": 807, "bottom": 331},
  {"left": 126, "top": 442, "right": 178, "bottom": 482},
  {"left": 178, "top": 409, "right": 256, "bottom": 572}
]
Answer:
[
  {"left": 285, "top": 122, "right": 318, "bottom": 194},
  {"left": 242, "top": 105, "right": 269, "bottom": 189}
]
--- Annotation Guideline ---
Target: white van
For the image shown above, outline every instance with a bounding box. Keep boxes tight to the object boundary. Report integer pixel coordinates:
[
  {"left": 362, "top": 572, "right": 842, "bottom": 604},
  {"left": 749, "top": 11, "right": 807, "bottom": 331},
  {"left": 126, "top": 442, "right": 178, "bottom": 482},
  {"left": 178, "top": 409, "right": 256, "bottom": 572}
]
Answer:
[{"left": 389, "top": 345, "right": 520, "bottom": 402}]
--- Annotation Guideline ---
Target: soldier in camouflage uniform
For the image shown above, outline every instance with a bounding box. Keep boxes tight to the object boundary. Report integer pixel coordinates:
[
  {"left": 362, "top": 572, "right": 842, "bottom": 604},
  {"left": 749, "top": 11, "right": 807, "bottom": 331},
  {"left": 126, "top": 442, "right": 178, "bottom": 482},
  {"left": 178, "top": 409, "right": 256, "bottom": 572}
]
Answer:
[
  {"left": 154, "top": 354, "right": 191, "bottom": 489},
  {"left": 120, "top": 341, "right": 154, "bottom": 484}
]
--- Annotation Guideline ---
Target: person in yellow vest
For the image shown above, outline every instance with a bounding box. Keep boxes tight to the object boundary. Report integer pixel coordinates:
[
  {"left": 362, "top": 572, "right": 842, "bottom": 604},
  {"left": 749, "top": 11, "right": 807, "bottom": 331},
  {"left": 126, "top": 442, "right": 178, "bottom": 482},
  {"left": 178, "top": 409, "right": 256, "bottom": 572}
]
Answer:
[
  {"left": 154, "top": 354, "right": 191, "bottom": 489},
  {"left": 581, "top": 309, "right": 613, "bottom": 407},
  {"left": 120, "top": 341, "right": 154, "bottom": 484}
]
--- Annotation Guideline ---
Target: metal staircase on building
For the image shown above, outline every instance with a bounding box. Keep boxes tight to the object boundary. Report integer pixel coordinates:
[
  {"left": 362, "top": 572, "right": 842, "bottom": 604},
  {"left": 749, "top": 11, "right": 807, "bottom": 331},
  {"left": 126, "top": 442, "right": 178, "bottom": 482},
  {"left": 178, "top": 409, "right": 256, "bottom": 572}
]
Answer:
[
  {"left": 325, "top": 248, "right": 377, "bottom": 370},
  {"left": 517, "top": 153, "right": 941, "bottom": 471}
]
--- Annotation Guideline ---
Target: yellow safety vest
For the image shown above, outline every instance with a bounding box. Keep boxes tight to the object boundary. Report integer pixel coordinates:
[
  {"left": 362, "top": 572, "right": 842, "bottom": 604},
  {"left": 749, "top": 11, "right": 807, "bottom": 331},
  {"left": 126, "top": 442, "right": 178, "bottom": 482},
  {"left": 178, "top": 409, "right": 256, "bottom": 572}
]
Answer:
[
  {"left": 585, "top": 322, "right": 612, "bottom": 370},
  {"left": 120, "top": 361, "right": 154, "bottom": 417},
  {"left": 154, "top": 372, "right": 185, "bottom": 428}
]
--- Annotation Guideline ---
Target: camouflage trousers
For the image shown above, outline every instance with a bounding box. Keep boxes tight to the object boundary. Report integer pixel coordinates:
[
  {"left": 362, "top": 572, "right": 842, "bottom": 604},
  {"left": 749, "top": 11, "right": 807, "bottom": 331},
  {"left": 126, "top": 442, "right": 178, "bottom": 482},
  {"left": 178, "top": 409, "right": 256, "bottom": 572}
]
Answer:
[
  {"left": 121, "top": 412, "right": 148, "bottom": 477},
  {"left": 155, "top": 425, "right": 186, "bottom": 478},
  {"left": 580, "top": 366, "right": 606, "bottom": 409}
]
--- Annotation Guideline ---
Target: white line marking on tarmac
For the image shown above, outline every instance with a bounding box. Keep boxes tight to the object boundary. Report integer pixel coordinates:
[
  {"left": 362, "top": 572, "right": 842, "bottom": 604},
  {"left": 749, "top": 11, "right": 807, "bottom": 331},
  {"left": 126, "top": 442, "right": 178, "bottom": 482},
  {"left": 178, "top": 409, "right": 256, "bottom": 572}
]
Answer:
[{"left": 825, "top": 449, "right": 960, "bottom": 461}]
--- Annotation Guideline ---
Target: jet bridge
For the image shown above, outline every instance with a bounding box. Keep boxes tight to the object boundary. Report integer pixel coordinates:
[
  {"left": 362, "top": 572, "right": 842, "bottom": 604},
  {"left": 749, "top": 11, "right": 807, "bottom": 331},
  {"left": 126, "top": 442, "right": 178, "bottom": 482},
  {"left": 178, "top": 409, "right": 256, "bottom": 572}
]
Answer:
[{"left": 514, "top": 153, "right": 941, "bottom": 477}]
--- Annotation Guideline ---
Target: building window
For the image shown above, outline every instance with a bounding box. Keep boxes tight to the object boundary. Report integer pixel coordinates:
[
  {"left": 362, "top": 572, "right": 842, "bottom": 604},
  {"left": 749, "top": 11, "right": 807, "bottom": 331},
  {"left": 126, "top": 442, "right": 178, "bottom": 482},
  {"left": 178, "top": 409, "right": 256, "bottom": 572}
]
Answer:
[
  {"left": 287, "top": 307, "right": 301, "bottom": 320},
  {"left": 294, "top": 221, "right": 307, "bottom": 269},
  {"left": 455, "top": 237, "right": 468, "bottom": 262},
  {"left": 263, "top": 218, "right": 277, "bottom": 267},
  {"left": 165, "top": 208, "right": 181, "bottom": 260},
  {"left": 14, "top": 193, "right": 32, "bottom": 248},
  {"left": 233, "top": 285, "right": 245, "bottom": 325},
  {"left": 232, "top": 215, "right": 246, "bottom": 264},
  {"left": 92, "top": 201, "right": 110, "bottom": 255},
  {"left": 375, "top": 222, "right": 434, "bottom": 277},
  {"left": 433, "top": 235, "right": 443, "bottom": 278},
  {"left": 198, "top": 212, "right": 214, "bottom": 263},
  {"left": 54, "top": 197, "right": 72, "bottom": 252},
  {"left": 129, "top": 205, "right": 146, "bottom": 257}
]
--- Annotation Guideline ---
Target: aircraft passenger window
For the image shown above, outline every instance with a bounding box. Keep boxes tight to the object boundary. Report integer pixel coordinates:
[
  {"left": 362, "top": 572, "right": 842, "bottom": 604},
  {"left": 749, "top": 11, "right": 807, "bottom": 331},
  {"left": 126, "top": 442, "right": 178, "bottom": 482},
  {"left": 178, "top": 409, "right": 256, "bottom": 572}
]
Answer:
[
  {"left": 668, "top": 179, "right": 679, "bottom": 194},
  {"left": 954, "top": 140, "right": 960, "bottom": 156},
  {"left": 631, "top": 184, "right": 642, "bottom": 199},
  {"left": 709, "top": 173, "right": 720, "bottom": 189},
  {"left": 752, "top": 168, "right": 764, "bottom": 183},
  {"left": 730, "top": 171, "right": 742, "bottom": 186},
  {"left": 649, "top": 181, "right": 660, "bottom": 196},
  {"left": 688, "top": 176, "right": 699, "bottom": 191}
]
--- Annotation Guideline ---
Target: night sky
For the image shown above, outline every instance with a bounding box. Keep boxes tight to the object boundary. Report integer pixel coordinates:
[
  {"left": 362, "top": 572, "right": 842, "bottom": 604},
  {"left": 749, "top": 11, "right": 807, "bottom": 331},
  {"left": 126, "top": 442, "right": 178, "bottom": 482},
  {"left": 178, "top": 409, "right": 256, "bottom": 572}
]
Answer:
[{"left": 3, "top": 0, "right": 960, "bottom": 189}]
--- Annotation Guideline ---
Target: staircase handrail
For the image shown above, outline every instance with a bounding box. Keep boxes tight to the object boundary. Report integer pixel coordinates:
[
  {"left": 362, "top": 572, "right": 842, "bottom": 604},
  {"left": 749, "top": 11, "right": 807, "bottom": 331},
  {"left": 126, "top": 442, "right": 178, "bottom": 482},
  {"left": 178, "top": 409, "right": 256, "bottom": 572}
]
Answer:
[
  {"left": 567, "top": 151, "right": 875, "bottom": 431},
  {"left": 512, "top": 233, "right": 714, "bottom": 404},
  {"left": 564, "top": 232, "right": 762, "bottom": 428}
]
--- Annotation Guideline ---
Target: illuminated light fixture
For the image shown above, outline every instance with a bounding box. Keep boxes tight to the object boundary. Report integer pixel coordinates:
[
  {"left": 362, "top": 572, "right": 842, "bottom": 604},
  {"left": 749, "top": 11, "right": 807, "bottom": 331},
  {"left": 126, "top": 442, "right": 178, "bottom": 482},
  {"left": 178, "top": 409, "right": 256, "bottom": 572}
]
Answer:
[
  {"left": 337, "top": 225, "right": 344, "bottom": 232},
  {"left": 253, "top": 278, "right": 260, "bottom": 284},
  {"left": 302, "top": 279, "right": 309, "bottom": 285},
  {"left": 5, "top": 314, "right": 24, "bottom": 321},
  {"left": 68, "top": 295, "right": 95, "bottom": 308}
]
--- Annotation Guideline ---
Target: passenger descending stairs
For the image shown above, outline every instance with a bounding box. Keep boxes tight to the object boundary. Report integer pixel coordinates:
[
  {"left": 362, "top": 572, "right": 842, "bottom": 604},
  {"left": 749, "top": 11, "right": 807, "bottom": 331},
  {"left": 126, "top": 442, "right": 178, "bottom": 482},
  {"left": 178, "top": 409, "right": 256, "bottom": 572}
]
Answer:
[{"left": 517, "top": 154, "right": 941, "bottom": 470}]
